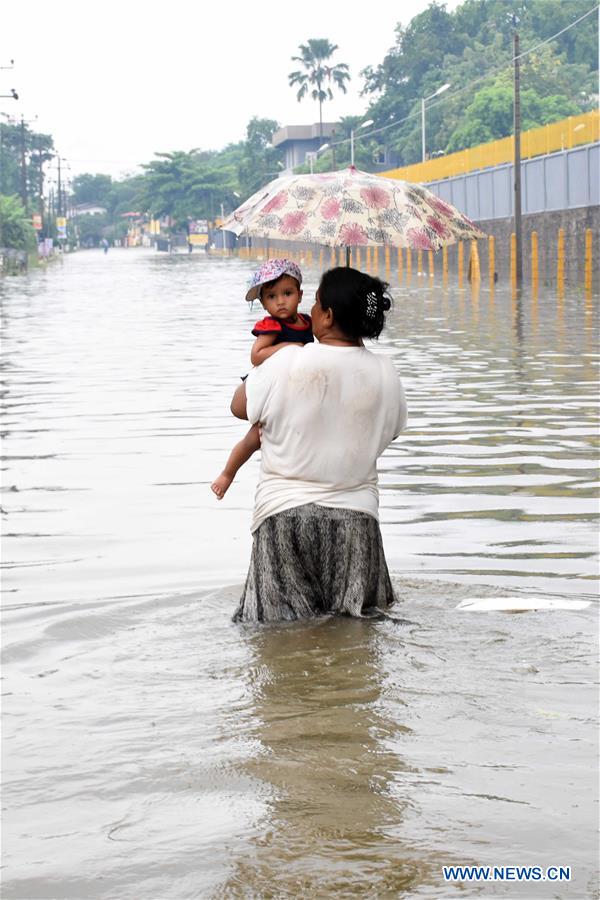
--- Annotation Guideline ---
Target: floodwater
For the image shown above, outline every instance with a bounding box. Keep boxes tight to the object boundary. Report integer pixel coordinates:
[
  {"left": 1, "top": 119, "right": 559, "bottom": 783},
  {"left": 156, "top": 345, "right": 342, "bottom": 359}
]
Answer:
[{"left": 1, "top": 248, "right": 598, "bottom": 899}]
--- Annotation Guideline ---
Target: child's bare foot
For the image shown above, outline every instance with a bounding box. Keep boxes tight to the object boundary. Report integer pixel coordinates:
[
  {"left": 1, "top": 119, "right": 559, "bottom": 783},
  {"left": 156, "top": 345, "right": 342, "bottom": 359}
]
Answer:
[{"left": 211, "top": 472, "right": 233, "bottom": 499}]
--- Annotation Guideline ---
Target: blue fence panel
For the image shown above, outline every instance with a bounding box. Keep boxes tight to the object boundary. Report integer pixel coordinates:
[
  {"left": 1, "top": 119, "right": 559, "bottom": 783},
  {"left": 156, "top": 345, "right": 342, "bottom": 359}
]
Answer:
[
  {"left": 590, "top": 144, "right": 599, "bottom": 205},
  {"left": 567, "top": 148, "right": 591, "bottom": 208},
  {"left": 492, "top": 166, "right": 512, "bottom": 218},
  {"left": 465, "top": 176, "right": 480, "bottom": 220},
  {"left": 451, "top": 178, "right": 467, "bottom": 215},
  {"left": 524, "top": 157, "right": 546, "bottom": 214},
  {"left": 545, "top": 154, "right": 566, "bottom": 210},
  {"left": 436, "top": 181, "right": 454, "bottom": 204},
  {"left": 477, "top": 170, "right": 495, "bottom": 219}
]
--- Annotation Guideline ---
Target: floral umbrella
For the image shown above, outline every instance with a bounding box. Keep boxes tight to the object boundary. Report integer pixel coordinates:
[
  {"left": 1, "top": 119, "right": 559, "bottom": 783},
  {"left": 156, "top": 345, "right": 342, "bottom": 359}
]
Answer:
[{"left": 221, "top": 166, "right": 484, "bottom": 252}]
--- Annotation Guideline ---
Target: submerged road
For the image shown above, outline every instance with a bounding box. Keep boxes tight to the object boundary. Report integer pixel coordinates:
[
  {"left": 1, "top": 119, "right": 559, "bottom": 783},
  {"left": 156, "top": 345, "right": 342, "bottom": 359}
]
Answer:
[{"left": 1, "top": 247, "right": 598, "bottom": 898}]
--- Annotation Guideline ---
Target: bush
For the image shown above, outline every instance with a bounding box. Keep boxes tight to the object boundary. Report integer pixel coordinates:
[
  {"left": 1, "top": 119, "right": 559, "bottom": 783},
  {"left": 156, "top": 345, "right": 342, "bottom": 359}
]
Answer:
[{"left": 0, "top": 195, "right": 37, "bottom": 251}]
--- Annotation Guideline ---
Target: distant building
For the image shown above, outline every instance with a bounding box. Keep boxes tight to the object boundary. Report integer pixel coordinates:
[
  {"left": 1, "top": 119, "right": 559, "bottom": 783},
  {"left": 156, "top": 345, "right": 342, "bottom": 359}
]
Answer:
[
  {"left": 272, "top": 122, "right": 400, "bottom": 173},
  {"left": 272, "top": 123, "right": 338, "bottom": 171},
  {"left": 71, "top": 203, "right": 107, "bottom": 217}
]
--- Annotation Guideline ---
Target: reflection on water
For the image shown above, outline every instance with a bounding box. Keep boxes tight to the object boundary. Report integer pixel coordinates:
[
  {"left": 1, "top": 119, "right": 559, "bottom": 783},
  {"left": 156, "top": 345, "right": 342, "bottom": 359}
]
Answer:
[{"left": 1, "top": 249, "right": 598, "bottom": 898}]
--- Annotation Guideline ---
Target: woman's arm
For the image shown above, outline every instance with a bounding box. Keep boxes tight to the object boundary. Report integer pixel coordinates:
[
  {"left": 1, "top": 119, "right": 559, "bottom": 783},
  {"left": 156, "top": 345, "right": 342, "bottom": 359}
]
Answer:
[{"left": 230, "top": 381, "right": 248, "bottom": 419}]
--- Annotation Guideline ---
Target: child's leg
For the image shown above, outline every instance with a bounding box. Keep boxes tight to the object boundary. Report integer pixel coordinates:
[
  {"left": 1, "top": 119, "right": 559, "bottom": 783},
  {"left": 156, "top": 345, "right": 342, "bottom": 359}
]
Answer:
[{"left": 211, "top": 423, "right": 261, "bottom": 499}]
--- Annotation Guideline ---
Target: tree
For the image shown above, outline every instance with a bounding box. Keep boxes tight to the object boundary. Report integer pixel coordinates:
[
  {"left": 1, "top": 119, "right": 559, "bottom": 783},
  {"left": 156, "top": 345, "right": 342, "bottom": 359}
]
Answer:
[
  {"left": 288, "top": 39, "right": 350, "bottom": 140},
  {"left": 71, "top": 173, "right": 113, "bottom": 208},
  {"left": 360, "top": 0, "right": 597, "bottom": 165},
  {"left": 0, "top": 194, "right": 37, "bottom": 250},
  {"left": 138, "top": 150, "right": 239, "bottom": 226},
  {"left": 446, "top": 78, "right": 580, "bottom": 152},
  {"left": 0, "top": 121, "right": 54, "bottom": 211},
  {"left": 237, "top": 117, "right": 284, "bottom": 197}
]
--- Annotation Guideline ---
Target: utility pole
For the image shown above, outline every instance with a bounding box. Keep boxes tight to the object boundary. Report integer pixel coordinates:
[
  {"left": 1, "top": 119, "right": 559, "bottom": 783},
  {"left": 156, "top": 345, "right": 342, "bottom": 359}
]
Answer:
[
  {"left": 37, "top": 137, "right": 45, "bottom": 236},
  {"left": 57, "top": 155, "right": 62, "bottom": 218},
  {"left": 513, "top": 21, "right": 523, "bottom": 289},
  {"left": 0, "top": 120, "right": 4, "bottom": 195},
  {"left": 20, "top": 116, "right": 28, "bottom": 211}
]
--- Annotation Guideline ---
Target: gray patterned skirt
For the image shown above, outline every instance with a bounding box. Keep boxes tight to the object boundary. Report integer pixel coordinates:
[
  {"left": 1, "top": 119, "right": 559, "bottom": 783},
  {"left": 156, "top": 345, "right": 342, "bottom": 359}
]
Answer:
[{"left": 233, "top": 503, "right": 395, "bottom": 623}]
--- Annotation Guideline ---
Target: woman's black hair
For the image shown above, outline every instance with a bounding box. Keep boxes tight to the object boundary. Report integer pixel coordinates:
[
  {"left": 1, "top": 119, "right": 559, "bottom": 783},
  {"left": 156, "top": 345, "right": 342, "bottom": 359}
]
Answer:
[{"left": 317, "top": 266, "right": 392, "bottom": 340}]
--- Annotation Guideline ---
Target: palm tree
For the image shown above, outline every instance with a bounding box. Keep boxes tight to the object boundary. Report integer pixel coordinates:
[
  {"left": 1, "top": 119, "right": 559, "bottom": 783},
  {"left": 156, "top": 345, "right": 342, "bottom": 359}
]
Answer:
[{"left": 288, "top": 39, "right": 350, "bottom": 142}]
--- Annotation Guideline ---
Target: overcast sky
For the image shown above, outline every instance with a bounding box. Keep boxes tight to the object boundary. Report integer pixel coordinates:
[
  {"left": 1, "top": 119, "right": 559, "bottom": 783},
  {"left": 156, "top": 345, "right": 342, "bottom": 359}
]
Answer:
[{"left": 3, "top": 0, "right": 460, "bottom": 180}]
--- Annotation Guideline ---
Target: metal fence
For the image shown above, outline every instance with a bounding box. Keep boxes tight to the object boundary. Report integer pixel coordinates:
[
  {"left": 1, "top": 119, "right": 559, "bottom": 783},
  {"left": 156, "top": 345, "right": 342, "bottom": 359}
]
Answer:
[
  {"left": 383, "top": 110, "right": 599, "bottom": 184},
  {"left": 427, "top": 142, "right": 599, "bottom": 221}
]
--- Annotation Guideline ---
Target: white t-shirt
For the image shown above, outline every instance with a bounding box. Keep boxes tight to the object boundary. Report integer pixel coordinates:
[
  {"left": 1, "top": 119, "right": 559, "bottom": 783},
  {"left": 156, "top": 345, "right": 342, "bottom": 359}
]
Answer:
[{"left": 245, "top": 342, "right": 407, "bottom": 532}]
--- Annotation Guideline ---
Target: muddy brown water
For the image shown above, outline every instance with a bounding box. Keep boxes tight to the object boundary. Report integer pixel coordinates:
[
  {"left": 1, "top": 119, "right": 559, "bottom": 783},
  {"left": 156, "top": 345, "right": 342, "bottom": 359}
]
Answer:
[{"left": 1, "top": 248, "right": 598, "bottom": 898}]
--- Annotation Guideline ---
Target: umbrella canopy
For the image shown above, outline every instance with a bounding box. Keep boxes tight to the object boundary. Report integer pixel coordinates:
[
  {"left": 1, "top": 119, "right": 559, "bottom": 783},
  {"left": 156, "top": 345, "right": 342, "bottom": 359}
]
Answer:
[{"left": 221, "top": 166, "right": 484, "bottom": 251}]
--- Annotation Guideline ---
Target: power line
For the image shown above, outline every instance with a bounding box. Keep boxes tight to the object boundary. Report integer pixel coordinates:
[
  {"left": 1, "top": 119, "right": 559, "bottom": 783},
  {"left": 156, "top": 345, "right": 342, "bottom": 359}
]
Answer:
[
  {"left": 424, "top": 2, "right": 599, "bottom": 116},
  {"left": 324, "top": 3, "right": 598, "bottom": 151}
]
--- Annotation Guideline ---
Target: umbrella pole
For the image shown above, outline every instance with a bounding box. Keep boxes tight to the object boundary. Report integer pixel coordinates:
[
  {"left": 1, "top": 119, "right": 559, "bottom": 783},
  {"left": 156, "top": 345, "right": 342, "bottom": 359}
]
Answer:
[{"left": 345, "top": 246, "right": 350, "bottom": 267}]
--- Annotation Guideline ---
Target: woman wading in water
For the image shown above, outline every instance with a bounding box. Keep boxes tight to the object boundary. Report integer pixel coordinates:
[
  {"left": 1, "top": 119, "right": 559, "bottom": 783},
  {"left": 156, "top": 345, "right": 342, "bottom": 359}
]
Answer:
[{"left": 229, "top": 266, "right": 407, "bottom": 622}]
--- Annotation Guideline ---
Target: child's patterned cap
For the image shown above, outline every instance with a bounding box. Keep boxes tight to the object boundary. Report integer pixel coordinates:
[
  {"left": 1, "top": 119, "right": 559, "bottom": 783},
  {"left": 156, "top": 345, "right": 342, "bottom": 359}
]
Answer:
[{"left": 245, "top": 258, "right": 303, "bottom": 302}]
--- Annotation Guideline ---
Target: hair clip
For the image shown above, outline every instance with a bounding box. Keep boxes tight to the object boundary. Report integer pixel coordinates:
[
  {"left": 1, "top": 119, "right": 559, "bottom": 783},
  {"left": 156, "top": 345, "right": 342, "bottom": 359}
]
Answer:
[{"left": 365, "top": 292, "right": 378, "bottom": 318}]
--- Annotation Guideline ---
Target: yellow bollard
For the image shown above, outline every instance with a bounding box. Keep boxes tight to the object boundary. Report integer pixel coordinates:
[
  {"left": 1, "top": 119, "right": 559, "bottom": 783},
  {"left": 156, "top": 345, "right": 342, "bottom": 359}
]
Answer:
[
  {"left": 355, "top": 247, "right": 361, "bottom": 269},
  {"left": 319, "top": 248, "right": 323, "bottom": 269},
  {"left": 488, "top": 236, "right": 495, "bottom": 285},
  {"left": 510, "top": 233, "right": 517, "bottom": 292},
  {"left": 469, "top": 240, "right": 481, "bottom": 281},
  {"left": 442, "top": 245, "right": 448, "bottom": 287},
  {"left": 531, "top": 231, "right": 539, "bottom": 290},
  {"left": 471, "top": 277, "right": 480, "bottom": 317},
  {"left": 398, "top": 247, "right": 403, "bottom": 282},
  {"left": 373, "top": 246, "right": 379, "bottom": 272},
  {"left": 406, "top": 249, "right": 412, "bottom": 281},
  {"left": 458, "top": 241, "right": 464, "bottom": 288},
  {"left": 557, "top": 228, "right": 565, "bottom": 295},
  {"left": 330, "top": 246, "right": 335, "bottom": 267},
  {"left": 307, "top": 249, "right": 313, "bottom": 266},
  {"left": 428, "top": 249, "right": 434, "bottom": 279},
  {"left": 385, "top": 245, "right": 391, "bottom": 277},
  {"left": 366, "top": 246, "right": 371, "bottom": 272},
  {"left": 584, "top": 228, "right": 593, "bottom": 294},
  {"left": 417, "top": 250, "right": 423, "bottom": 276}
]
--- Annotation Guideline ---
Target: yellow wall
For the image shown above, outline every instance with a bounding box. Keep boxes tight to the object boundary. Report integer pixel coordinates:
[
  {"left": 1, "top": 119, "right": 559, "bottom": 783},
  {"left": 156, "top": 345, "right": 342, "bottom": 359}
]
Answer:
[{"left": 382, "top": 110, "right": 599, "bottom": 184}]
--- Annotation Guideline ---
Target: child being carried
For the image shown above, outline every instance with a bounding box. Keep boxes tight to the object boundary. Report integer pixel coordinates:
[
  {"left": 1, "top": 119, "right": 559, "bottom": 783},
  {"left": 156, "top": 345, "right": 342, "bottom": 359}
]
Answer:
[{"left": 211, "top": 258, "right": 312, "bottom": 499}]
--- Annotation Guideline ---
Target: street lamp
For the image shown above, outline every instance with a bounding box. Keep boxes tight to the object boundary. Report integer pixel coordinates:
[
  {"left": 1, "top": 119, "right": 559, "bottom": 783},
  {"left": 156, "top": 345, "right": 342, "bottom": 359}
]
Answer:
[
  {"left": 350, "top": 119, "right": 373, "bottom": 166},
  {"left": 0, "top": 88, "right": 18, "bottom": 100},
  {"left": 421, "top": 83, "right": 450, "bottom": 162},
  {"left": 306, "top": 143, "right": 330, "bottom": 174}
]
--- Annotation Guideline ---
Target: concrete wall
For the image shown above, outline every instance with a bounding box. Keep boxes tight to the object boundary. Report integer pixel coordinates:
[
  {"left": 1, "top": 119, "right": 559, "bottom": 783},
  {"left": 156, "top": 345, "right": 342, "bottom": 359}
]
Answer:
[{"left": 442, "top": 206, "right": 599, "bottom": 289}]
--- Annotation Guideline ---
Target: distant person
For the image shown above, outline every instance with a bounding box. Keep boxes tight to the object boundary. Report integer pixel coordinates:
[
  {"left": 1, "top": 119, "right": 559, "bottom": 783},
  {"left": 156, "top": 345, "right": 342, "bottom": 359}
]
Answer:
[
  {"left": 101, "top": 238, "right": 109, "bottom": 254},
  {"left": 211, "top": 259, "right": 312, "bottom": 500},
  {"left": 226, "top": 265, "right": 407, "bottom": 622}
]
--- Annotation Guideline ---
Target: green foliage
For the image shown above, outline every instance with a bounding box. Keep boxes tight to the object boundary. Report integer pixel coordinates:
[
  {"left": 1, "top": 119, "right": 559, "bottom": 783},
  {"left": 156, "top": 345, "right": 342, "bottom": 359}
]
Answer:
[
  {"left": 0, "top": 194, "right": 37, "bottom": 250},
  {"left": 445, "top": 80, "right": 579, "bottom": 151},
  {"left": 0, "top": 122, "right": 54, "bottom": 210},
  {"left": 361, "top": 0, "right": 598, "bottom": 165},
  {"left": 289, "top": 38, "right": 351, "bottom": 137},
  {"left": 237, "top": 117, "right": 285, "bottom": 197},
  {"left": 138, "top": 149, "right": 240, "bottom": 227},
  {"left": 71, "top": 174, "right": 113, "bottom": 207}
]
